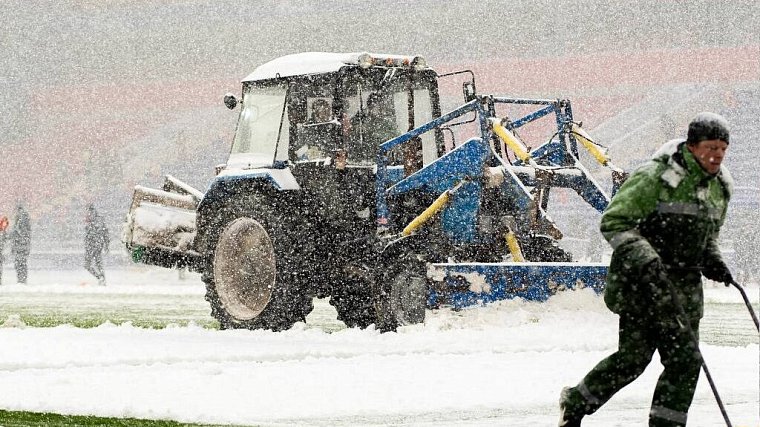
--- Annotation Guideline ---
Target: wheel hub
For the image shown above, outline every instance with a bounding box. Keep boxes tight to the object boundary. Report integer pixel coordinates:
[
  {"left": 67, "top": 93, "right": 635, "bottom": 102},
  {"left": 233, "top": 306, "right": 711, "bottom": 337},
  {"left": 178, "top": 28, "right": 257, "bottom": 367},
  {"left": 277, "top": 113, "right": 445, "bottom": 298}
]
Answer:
[{"left": 213, "top": 218, "right": 276, "bottom": 321}]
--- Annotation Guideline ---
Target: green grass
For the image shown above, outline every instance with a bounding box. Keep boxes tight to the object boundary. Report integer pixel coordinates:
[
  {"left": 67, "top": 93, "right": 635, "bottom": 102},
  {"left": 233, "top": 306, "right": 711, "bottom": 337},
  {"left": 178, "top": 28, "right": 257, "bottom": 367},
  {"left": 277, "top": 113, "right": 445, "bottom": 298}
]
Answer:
[
  {"left": 0, "top": 292, "right": 217, "bottom": 330},
  {"left": 0, "top": 409, "right": 245, "bottom": 427},
  {"left": 9, "top": 313, "right": 218, "bottom": 330}
]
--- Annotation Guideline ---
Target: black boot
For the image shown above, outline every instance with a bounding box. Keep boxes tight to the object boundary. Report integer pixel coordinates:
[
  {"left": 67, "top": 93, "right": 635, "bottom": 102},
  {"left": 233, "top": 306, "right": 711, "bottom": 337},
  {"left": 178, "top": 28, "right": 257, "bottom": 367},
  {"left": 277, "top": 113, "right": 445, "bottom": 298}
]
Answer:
[{"left": 559, "top": 387, "right": 584, "bottom": 427}]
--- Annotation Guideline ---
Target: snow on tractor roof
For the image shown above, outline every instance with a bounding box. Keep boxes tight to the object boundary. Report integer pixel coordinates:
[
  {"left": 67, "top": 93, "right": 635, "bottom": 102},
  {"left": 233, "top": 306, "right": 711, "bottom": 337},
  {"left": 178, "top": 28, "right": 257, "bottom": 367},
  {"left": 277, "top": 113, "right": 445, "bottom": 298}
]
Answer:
[{"left": 243, "top": 52, "right": 427, "bottom": 82}]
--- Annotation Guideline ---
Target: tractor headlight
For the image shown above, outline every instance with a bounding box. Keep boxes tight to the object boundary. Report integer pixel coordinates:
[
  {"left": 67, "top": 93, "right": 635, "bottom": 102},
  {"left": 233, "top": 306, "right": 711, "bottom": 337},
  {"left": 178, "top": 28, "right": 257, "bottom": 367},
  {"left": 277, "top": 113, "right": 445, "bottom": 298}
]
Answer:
[
  {"left": 411, "top": 55, "right": 427, "bottom": 71},
  {"left": 357, "top": 53, "right": 374, "bottom": 69}
]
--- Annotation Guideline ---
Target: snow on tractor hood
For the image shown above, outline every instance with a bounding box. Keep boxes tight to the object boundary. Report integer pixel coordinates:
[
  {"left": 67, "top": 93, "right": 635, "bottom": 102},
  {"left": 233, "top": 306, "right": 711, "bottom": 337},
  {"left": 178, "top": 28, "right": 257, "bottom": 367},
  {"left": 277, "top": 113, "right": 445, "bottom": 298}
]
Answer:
[
  {"left": 243, "top": 52, "right": 428, "bottom": 82},
  {"left": 218, "top": 157, "right": 301, "bottom": 191}
]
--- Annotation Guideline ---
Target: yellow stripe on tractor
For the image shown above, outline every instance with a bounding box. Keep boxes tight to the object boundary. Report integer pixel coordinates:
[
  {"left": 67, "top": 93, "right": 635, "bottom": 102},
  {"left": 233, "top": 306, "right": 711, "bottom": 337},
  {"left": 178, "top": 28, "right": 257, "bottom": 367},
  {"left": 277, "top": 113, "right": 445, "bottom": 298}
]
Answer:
[
  {"left": 402, "top": 190, "right": 452, "bottom": 236},
  {"left": 402, "top": 182, "right": 468, "bottom": 236},
  {"left": 490, "top": 119, "right": 531, "bottom": 163},
  {"left": 572, "top": 123, "right": 610, "bottom": 166},
  {"left": 505, "top": 229, "right": 525, "bottom": 262}
]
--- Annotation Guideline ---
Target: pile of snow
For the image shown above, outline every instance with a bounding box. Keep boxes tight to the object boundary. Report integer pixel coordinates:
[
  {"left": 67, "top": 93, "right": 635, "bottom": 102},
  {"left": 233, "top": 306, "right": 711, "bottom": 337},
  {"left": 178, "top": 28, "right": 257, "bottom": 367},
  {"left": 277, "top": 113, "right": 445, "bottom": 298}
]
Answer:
[{"left": 129, "top": 203, "right": 196, "bottom": 251}]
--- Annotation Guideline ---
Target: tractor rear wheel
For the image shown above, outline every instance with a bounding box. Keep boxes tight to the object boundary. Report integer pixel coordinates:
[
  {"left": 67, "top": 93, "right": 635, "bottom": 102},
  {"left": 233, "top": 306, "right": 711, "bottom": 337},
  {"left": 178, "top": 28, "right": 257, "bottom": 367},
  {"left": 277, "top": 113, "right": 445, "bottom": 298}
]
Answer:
[
  {"left": 375, "top": 252, "right": 427, "bottom": 333},
  {"left": 203, "top": 213, "right": 313, "bottom": 331}
]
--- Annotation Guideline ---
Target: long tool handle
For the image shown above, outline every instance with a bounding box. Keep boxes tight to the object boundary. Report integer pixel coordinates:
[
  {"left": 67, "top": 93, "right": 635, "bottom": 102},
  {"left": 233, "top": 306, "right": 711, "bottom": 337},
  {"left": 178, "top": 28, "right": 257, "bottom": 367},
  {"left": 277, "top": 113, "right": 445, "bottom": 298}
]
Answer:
[
  {"left": 666, "top": 282, "right": 732, "bottom": 427},
  {"left": 730, "top": 280, "right": 760, "bottom": 332}
]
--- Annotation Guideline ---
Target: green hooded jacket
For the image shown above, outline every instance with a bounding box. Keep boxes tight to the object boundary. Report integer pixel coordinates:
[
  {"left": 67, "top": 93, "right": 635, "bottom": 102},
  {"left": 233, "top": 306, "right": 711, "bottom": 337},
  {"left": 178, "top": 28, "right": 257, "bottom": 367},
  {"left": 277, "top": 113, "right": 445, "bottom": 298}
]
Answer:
[{"left": 601, "top": 139, "right": 732, "bottom": 320}]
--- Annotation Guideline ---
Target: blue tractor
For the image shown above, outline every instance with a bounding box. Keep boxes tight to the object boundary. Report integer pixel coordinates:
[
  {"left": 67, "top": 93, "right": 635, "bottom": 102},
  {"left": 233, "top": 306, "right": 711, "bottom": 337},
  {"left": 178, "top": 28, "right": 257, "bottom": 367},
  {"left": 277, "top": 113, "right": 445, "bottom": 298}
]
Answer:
[{"left": 123, "top": 52, "right": 625, "bottom": 332}]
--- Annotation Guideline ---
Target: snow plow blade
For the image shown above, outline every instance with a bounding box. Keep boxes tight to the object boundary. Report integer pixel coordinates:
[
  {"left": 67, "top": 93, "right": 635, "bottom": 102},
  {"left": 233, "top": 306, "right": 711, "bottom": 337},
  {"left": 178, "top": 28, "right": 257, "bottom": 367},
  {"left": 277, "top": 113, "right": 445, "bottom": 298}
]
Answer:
[
  {"left": 122, "top": 176, "right": 202, "bottom": 270},
  {"left": 427, "top": 262, "right": 607, "bottom": 309}
]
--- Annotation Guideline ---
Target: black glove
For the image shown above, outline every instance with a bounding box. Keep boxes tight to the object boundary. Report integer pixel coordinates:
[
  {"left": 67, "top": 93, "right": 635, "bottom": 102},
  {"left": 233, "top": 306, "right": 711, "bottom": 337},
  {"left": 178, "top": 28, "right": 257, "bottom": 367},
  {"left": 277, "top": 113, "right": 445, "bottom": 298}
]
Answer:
[
  {"left": 638, "top": 257, "right": 674, "bottom": 314},
  {"left": 702, "top": 262, "right": 733, "bottom": 286},
  {"left": 640, "top": 257, "right": 668, "bottom": 289}
]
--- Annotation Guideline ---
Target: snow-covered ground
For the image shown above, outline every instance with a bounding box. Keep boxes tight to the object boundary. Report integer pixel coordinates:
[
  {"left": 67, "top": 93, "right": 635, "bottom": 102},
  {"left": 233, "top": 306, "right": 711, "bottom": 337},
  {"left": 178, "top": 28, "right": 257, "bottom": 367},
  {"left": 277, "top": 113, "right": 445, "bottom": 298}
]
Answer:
[{"left": 0, "top": 267, "right": 757, "bottom": 426}]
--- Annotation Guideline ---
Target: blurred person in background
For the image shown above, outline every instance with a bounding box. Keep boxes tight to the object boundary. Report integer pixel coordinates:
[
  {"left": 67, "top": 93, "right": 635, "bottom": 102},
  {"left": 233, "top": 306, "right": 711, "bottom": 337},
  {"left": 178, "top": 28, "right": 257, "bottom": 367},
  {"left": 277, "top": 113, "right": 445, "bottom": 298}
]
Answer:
[
  {"left": 11, "top": 203, "right": 31, "bottom": 284},
  {"left": 84, "top": 204, "right": 109, "bottom": 286}
]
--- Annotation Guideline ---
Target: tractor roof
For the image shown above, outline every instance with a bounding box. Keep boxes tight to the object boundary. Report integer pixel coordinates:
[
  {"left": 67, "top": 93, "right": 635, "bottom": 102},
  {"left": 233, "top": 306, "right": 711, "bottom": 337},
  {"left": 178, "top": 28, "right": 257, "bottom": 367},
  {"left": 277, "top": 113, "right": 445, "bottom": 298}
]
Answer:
[{"left": 243, "top": 52, "right": 428, "bottom": 82}]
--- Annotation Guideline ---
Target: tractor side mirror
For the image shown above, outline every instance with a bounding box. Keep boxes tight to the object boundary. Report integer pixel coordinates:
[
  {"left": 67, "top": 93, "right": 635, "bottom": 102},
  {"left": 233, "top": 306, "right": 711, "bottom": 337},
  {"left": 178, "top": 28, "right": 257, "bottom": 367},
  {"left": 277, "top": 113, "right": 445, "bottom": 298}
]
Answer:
[
  {"left": 463, "top": 81, "right": 477, "bottom": 103},
  {"left": 223, "top": 93, "right": 238, "bottom": 110}
]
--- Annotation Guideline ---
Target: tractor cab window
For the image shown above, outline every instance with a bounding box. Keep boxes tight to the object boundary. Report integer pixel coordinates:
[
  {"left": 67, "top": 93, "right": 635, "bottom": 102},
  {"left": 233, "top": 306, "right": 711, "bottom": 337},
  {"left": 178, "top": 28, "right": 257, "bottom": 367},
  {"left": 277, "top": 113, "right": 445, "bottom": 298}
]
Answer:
[
  {"left": 341, "top": 71, "right": 439, "bottom": 167},
  {"left": 230, "top": 83, "right": 290, "bottom": 166},
  {"left": 344, "top": 90, "right": 401, "bottom": 164},
  {"left": 291, "top": 80, "right": 339, "bottom": 161},
  {"left": 391, "top": 88, "right": 437, "bottom": 166}
]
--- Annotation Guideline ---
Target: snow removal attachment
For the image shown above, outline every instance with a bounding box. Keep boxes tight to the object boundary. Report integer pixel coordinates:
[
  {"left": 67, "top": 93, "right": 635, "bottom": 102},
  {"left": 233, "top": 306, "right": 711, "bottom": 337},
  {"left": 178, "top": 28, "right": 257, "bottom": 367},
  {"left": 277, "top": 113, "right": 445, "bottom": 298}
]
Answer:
[{"left": 123, "top": 52, "right": 625, "bottom": 332}]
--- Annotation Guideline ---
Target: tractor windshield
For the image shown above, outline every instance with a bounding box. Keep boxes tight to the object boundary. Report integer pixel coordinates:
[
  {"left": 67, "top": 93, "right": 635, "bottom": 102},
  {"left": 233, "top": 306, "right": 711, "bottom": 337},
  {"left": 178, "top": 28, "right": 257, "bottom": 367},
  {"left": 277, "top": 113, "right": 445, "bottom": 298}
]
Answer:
[{"left": 229, "top": 83, "right": 290, "bottom": 166}]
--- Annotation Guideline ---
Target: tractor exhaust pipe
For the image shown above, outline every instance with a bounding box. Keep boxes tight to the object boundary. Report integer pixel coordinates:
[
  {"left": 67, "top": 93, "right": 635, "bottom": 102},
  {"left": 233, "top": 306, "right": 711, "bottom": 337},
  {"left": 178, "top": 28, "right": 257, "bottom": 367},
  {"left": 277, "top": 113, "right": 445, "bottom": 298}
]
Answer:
[{"left": 729, "top": 280, "right": 759, "bottom": 332}]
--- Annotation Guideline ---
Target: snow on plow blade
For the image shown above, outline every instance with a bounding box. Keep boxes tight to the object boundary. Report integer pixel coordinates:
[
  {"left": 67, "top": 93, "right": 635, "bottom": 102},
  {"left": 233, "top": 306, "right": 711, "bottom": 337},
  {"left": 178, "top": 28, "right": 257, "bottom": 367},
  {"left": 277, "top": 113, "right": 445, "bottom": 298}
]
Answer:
[
  {"left": 122, "top": 176, "right": 202, "bottom": 270},
  {"left": 427, "top": 262, "right": 607, "bottom": 309}
]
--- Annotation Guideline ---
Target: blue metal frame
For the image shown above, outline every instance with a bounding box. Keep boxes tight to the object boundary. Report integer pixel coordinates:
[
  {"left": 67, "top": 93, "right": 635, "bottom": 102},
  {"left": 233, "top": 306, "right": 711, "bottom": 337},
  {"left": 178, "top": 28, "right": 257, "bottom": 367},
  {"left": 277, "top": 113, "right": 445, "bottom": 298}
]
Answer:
[
  {"left": 387, "top": 138, "right": 488, "bottom": 196},
  {"left": 376, "top": 99, "right": 480, "bottom": 223},
  {"left": 374, "top": 94, "right": 615, "bottom": 305},
  {"left": 427, "top": 262, "right": 608, "bottom": 309},
  {"left": 375, "top": 95, "right": 611, "bottom": 231}
]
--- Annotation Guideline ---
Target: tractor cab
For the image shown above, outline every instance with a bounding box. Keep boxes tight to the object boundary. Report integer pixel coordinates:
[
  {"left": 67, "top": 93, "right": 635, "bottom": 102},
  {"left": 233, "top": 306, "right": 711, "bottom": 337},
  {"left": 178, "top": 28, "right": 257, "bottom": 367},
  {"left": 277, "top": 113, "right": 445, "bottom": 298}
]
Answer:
[{"left": 223, "top": 52, "right": 444, "bottom": 174}]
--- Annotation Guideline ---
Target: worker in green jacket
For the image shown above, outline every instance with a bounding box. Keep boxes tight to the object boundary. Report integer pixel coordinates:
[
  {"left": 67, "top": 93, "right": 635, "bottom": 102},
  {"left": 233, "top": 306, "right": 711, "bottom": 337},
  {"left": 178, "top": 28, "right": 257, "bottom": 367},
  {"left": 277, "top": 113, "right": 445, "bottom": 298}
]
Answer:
[{"left": 559, "top": 112, "right": 734, "bottom": 427}]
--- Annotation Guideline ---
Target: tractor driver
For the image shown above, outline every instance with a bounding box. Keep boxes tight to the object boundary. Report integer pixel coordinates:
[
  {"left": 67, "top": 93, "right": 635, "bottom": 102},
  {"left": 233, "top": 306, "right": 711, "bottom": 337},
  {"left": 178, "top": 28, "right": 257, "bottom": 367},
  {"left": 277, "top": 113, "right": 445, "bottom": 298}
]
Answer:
[
  {"left": 309, "top": 98, "right": 332, "bottom": 124},
  {"left": 348, "top": 93, "right": 398, "bottom": 163}
]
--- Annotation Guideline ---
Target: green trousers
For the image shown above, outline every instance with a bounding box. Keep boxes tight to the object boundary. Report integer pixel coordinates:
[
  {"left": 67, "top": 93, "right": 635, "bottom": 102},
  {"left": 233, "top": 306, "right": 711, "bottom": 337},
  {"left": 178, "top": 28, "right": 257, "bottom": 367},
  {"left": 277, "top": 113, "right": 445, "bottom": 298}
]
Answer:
[{"left": 566, "top": 312, "right": 702, "bottom": 427}]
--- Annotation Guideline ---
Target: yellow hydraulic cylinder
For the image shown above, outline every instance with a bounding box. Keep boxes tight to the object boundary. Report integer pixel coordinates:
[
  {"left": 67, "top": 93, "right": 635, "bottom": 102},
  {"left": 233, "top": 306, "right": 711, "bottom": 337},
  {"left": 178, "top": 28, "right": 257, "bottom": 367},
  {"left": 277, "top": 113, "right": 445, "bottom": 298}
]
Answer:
[
  {"left": 402, "top": 189, "right": 452, "bottom": 236},
  {"left": 490, "top": 119, "right": 531, "bottom": 163},
  {"left": 572, "top": 124, "right": 610, "bottom": 166},
  {"left": 505, "top": 229, "right": 525, "bottom": 262}
]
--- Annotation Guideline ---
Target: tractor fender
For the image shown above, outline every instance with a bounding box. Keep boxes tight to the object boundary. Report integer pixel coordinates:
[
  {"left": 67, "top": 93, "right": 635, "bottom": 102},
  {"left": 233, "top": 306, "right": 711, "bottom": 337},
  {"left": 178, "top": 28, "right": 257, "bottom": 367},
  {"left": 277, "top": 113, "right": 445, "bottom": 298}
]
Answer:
[{"left": 194, "top": 170, "right": 296, "bottom": 257}]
